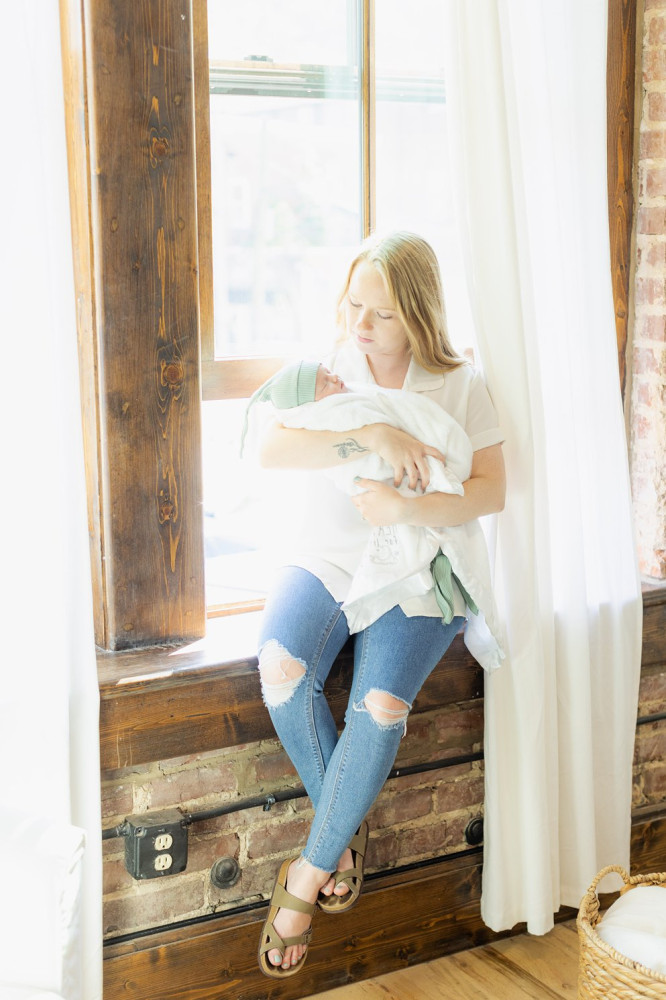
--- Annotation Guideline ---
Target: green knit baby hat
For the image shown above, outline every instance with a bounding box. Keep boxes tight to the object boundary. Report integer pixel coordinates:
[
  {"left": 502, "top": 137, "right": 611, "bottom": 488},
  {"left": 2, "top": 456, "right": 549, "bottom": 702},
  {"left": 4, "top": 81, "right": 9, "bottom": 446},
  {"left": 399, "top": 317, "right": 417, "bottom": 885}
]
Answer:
[{"left": 240, "top": 360, "right": 321, "bottom": 455}]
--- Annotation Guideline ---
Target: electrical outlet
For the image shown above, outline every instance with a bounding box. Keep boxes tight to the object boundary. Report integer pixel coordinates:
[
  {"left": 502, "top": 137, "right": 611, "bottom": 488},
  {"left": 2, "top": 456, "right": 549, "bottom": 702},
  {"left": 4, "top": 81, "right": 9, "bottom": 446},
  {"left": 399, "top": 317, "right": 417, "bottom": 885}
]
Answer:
[{"left": 124, "top": 810, "right": 188, "bottom": 879}]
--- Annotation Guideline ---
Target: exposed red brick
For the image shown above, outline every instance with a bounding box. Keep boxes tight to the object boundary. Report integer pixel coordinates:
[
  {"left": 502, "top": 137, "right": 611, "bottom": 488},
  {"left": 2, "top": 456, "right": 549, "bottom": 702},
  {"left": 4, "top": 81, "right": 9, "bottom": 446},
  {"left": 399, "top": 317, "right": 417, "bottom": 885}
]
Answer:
[
  {"left": 637, "top": 314, "right": 666, "bottom": 341},
  {"left": 187, "top": 831, "right": 240, "bottom": 873},
  {"left": 246, "top": 817, "right": 311, "bottom": 859},
  {"left": 240, "top": 858, "right": 284, "bottom": 899},
  {"left": 103, "top": 877, "right": 206, "bottom": 937},
  {"left": 648, "top": 91, "right": 666, "bottom": 122},
  {"left": 646, "top": 165, "right": 666, "bottom": 197},
  {"left": 634, "top": 345, "right": 662, "bottom": 374},
  {"left": 434, "top": 775, "right": 485, "bottom": 813},
  {"left": 638, "top": 670, "right": 666, "bottom": 713},
  {"left": 368, "top": 787, "right": 432, "bottom": 828},
  {"left": 434, "top": 705, "right": 484, "bottom": 752},
  {"left": 638, "top": 207, "right": 666, "bottom": 235},
  {"left": 639, "top": 764, "right": 666, "bottom": 804},
  {"left": 640, "top": 242, "right": 666, "bottom": 271},
  {"left": 253, "top": 748, "right": 298, "bottom": 783},
  {"left": 397, "top": 822, "right": 450, "bottom": 858},
  {"left": 633, "top": 721, "right": 666, "bottom": 766},
  {"left": 102, "top": 855, "right": 135, "bottom": 895},
  {"left": 142, "top": 762, "right": 237, "bottom": 809},
  {"left": 640, "top": 128, "right": 666, "bottom": 160},
  {"left": 101, "top": 782, "right": 133, "bottom": 820},
  {"left": 643, "top": 47, "right": 666, "bottom": 82},
  {"left": 634, "top": 278, "right": 666, "bottom": 308},
  {"left": 364, "top": 829, "right": 400, "bottom": 869},
  {"left": 647, "top": 14, "right": 666, "bottom": 46}
]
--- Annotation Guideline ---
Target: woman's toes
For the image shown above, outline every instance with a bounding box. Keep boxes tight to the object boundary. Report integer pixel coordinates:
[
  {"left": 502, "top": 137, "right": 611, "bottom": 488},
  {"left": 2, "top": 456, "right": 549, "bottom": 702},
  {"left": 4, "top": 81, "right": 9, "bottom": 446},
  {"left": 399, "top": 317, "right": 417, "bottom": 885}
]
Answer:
[{"left": 320, "top": 875, "right": 336, "bottom": 897}]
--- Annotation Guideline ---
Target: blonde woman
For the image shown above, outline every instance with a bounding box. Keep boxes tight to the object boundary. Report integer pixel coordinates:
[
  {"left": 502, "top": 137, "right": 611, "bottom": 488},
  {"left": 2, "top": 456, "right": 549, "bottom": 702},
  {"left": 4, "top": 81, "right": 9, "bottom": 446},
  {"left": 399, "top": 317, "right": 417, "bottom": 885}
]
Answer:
[{"left": 255, "top": 232, "right": 506, "bottom": 978}]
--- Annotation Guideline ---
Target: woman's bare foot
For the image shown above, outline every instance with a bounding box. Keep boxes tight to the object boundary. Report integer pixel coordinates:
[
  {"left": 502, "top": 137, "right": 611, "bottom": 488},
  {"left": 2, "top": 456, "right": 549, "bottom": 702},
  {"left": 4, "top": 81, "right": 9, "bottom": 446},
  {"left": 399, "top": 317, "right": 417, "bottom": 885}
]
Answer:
[
  {"left": 319, "top": 847, "right": 354, "bottom": 898},
  {"left": 267, "top": 859, "right": 330, "bottom": 971}
]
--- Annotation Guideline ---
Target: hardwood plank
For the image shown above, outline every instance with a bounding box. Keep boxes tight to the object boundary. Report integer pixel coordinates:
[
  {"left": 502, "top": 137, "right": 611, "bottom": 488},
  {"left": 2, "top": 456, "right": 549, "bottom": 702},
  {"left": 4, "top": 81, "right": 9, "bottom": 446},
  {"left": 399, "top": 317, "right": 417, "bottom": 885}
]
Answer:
[
  {"left": 415, "top": 951, "right": 554, "bottom": 1000},
  {"left": 486, "top": 924, "right": 579, "bottom": 999},
  {"left": 312, "top": 923, "right": 579, "bottom": 1000}
]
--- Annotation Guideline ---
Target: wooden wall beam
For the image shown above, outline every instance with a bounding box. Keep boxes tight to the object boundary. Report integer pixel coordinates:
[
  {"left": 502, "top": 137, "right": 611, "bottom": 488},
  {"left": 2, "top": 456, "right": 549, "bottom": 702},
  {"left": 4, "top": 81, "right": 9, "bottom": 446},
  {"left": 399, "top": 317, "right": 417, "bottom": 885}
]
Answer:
[
  {"left": 60, "top": 0, "right": 205, "bottom": 649},
  {"left": 98, "top": 630, "right": 483, "bottom": 770},
  {"left": 607, "top": 0, "right": 637, "bottom": 398},
  {"left": 102, "top": 811, "right": 666, "bottom": 1000},
  {"left": 98, "top": 589, "right": 664, "bottom": 772}
]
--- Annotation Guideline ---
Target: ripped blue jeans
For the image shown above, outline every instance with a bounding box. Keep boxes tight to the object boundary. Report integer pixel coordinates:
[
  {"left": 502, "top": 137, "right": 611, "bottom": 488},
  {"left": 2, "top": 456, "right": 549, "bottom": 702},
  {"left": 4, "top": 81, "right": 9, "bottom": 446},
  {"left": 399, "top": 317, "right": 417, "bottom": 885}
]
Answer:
[{"left": 258, "top": 567, "right": 463, "bottom": 874}]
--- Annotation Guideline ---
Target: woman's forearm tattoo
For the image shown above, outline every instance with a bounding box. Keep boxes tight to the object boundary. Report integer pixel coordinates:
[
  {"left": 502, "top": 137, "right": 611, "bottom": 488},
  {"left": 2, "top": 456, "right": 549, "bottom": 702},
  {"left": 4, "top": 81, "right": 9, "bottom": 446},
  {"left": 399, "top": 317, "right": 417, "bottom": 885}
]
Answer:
[{"left": 334, "top": 437, "right": 369, "bottom": 459}]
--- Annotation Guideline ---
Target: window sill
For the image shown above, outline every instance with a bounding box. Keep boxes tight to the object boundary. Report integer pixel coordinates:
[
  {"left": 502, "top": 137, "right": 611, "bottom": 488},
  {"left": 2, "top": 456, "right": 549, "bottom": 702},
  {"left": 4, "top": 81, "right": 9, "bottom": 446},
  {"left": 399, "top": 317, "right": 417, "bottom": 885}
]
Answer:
[
  {"left": 98, "top": 613, "right": 483, "bottom": 772},
  {"left": 99, "top": 586, "right": 666, "bottom": 773}
]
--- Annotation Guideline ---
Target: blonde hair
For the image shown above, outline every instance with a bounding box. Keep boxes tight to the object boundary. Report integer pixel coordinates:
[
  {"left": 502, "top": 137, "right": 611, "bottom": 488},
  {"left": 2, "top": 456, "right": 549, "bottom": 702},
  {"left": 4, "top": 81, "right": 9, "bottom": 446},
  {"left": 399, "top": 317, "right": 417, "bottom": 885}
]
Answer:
[{"left": 336, "top": 231, "right": 466, "bottom": 373}]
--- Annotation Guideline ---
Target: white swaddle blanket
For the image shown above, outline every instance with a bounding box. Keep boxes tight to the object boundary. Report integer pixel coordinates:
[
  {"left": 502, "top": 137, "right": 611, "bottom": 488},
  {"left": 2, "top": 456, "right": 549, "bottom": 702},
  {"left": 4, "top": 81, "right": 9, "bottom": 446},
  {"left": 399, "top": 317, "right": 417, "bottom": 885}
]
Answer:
[{"left": 278, "top": 384, "right": 505, "bottom": 672}]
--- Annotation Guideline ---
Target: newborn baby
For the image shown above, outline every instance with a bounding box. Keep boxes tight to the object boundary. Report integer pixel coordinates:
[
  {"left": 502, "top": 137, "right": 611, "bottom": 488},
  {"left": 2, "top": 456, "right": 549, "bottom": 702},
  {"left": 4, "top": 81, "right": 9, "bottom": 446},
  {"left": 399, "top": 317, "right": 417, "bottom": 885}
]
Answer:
[{"left": 242, "top": 361, "right": 504, "bottom": 673}]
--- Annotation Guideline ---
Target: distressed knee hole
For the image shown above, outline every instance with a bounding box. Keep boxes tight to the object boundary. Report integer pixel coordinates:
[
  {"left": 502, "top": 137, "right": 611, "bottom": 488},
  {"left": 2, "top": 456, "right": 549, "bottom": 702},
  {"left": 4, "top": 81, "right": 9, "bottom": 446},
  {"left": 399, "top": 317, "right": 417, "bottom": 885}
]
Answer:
[
  {"left": 258, "top": 640, "right": 306, "bottom": 707},
  {"left": 364, "top": 689, "right": 410, "bottom": 729}
]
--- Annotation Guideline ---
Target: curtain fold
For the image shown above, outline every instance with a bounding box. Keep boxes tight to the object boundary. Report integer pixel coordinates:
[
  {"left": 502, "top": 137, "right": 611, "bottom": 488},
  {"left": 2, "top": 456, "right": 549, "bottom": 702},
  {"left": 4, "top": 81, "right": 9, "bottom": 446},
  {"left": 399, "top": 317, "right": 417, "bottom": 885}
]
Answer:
[
  {"left": 0, "top": 3, "right": 102, "bottom": 997},
  {"left": 443, "top": 0, "right": 643, "bottom": 932}
]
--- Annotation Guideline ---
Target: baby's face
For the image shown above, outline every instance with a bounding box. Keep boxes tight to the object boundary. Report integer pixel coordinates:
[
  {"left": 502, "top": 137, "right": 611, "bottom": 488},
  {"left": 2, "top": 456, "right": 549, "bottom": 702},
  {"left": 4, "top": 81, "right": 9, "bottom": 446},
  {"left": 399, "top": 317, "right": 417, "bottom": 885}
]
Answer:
[{"left": 315, "top": 366, "right": 349, "bottom": 400}]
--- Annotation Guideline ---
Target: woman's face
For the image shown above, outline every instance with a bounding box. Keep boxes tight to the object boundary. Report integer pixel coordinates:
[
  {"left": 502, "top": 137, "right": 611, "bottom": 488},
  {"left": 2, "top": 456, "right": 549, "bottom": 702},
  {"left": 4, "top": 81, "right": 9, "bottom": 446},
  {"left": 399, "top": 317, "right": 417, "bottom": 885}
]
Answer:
[{"left": 344, "top": 260, "right": 409, "bottom": 362}]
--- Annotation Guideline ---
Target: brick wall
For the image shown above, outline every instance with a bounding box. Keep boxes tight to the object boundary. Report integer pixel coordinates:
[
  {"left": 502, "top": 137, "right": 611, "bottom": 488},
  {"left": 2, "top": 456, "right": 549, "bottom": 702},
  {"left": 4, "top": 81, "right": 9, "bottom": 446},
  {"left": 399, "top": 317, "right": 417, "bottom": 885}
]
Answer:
[
  {"left": 101, "top": 663, "right": 665, "bottom": 939},
  {"left": 101, "top": 701, "right": 484, "bottom": 938},
  {"left": 631, "top": 0, "right": 666, "bottom": 580}
]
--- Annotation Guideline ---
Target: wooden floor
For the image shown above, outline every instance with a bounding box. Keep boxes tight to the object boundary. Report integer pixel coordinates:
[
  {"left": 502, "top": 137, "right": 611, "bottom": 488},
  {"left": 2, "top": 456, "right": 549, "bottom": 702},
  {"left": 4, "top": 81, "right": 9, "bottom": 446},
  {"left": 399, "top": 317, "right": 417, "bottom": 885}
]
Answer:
[{"left": 314, "top": 921, "right": 579, "bottom": 1000}]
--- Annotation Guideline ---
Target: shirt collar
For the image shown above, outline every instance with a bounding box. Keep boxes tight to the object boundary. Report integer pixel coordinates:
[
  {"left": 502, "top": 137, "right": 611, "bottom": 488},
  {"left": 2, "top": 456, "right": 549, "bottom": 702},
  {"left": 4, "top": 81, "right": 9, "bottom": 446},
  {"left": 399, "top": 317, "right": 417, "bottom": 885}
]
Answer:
[
  {"left": 403, "top": 358, "right": 446, "bottom": 391},
  {"left": 338, "top": 341, "right": 446, "bottom": 391}
]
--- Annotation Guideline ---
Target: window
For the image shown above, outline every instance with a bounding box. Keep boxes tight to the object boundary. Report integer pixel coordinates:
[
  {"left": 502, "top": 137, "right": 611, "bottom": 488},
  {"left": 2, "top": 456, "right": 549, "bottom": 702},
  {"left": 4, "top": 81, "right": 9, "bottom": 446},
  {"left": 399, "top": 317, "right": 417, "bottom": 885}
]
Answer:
[{"left": 201, "top": 0, "right": 475, "bottom": 614}]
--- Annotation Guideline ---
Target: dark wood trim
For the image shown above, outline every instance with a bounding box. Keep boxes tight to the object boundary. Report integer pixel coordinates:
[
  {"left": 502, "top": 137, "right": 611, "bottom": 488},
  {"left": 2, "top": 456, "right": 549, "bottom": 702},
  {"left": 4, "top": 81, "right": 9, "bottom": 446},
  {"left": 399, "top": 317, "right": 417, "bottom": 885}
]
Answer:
[
  {"left": 201, "top": 356, "right": 285, "bottom": 401},
  {"left": 193, "top": 0, "right": 215, "bottom": 364},
  {"left": 98, "top": 625, "right": 483, "bottom": 771},
  {"left": 102, "top": 811, "right": 666, "bottom": 1000},
  {"left": 62, "top": 0, "right": 206, "bottom": 649},
  {"left": 607, "top": 0, "right": 637, "bottom": 399},
  {"left": 99, "top": 587, "right": 664, "bottom": 772}
]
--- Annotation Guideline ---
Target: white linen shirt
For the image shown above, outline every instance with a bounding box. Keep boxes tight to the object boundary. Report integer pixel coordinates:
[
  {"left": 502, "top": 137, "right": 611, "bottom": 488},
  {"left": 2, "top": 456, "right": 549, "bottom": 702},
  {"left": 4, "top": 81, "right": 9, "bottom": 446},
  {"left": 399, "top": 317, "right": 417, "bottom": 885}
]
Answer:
[{"left": 274, "top": 340, "right": 504, "bottom": 625}]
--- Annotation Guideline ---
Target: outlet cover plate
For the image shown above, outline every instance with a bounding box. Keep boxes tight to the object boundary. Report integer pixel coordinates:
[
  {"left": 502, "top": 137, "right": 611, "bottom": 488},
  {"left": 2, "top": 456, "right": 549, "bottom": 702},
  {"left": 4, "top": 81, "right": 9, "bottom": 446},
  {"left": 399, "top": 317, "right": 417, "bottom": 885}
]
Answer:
[{"left": 123, "top": 810, "right": 188, "bottom": 879}]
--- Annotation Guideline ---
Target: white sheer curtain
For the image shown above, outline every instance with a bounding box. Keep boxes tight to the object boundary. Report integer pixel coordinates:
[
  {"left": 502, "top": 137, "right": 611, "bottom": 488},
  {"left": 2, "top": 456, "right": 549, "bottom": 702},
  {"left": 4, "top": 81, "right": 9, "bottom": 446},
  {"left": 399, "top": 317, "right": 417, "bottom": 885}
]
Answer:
[
  {"left": 443, "top": 0, "right": 643, "bottom": 933},
  {"left": 0, "top": 3, "right": 102, "bottom": 998}
]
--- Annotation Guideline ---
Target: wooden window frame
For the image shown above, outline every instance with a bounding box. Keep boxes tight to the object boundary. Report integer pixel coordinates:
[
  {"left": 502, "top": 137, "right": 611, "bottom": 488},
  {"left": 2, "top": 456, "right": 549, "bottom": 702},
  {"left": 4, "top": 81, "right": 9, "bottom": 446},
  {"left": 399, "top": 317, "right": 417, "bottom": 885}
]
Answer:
[{"left": 60, "top": 0, "right": 634, "bottom": 653}]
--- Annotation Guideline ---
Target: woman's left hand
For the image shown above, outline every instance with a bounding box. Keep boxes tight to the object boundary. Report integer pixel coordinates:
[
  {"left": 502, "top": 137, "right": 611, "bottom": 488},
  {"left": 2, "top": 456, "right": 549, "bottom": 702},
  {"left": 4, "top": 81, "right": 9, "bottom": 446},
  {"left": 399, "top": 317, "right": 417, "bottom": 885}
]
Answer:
[{"left": 352, "top": 479, "right": 406, "bottom": 526}]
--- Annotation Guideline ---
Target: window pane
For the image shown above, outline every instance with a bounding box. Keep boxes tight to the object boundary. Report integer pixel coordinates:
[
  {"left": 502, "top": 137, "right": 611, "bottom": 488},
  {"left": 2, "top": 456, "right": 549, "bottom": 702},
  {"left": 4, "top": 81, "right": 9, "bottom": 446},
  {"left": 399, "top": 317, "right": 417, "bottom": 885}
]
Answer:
[
  {"left": 207, "top": 0, "right": 354, "bottom": 66},
  {"left": 203, "top": 399, "right": 285, "bottom": 607},
  {"left": 375, "top": 0, "right": 475, "bottom": 355},
  {"left": 207, "top": 2, "right": 362, "bottom": 361}
]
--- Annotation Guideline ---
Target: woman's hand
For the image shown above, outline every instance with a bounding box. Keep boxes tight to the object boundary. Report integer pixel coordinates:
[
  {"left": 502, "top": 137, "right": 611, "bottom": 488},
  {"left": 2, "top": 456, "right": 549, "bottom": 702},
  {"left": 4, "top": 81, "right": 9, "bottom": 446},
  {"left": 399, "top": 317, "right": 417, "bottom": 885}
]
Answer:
[
  {"left": 352, "top": 479, "right": 407, "bottom": 526},
  {"left": 365, "top": 423, "right": 445, "bottom": 490}
]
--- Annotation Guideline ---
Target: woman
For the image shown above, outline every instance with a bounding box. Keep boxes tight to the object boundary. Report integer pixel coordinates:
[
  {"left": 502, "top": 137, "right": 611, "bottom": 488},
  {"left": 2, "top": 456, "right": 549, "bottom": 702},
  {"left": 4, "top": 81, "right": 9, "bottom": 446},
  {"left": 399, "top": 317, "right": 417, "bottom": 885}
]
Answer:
[{"left": 254, "top": 231, "right": 505, "bottom": 977}]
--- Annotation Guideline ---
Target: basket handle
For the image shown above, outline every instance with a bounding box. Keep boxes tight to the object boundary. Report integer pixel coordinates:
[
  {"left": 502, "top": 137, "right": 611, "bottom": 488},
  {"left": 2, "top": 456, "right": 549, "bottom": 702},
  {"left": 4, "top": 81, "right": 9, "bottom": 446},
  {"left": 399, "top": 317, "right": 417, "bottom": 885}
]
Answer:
[{"left": 585, "top": 865, "right": 630, "bottom": 895}]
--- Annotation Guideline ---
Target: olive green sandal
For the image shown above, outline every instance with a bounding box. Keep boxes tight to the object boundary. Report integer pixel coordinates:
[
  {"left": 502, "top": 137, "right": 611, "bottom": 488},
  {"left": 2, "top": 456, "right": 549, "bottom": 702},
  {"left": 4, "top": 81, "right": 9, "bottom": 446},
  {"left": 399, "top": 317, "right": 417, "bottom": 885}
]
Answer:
[
  {"left": 317, "top": 821, "right": 369, "bottom": 914},
  {"left": 258, "top": 857, "right": 316, "bottom": 978}
]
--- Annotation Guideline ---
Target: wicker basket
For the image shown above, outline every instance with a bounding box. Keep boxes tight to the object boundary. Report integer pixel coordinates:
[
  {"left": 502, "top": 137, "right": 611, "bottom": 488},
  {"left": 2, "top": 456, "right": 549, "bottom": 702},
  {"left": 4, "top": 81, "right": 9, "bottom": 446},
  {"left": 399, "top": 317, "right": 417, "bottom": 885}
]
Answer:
[{"left": 577, "top": 864, "right": 666, "bottom": 999}]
